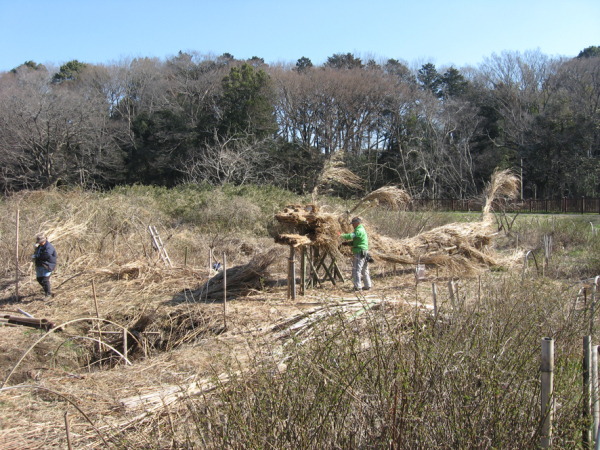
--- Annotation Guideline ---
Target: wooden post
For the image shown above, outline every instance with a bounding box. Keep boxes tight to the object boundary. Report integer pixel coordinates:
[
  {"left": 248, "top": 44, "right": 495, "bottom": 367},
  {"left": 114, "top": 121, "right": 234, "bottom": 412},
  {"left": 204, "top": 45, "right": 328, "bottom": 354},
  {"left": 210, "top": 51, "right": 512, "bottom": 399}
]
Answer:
[
  {"left": 91, "top": 280, "right": 102, "bottom": 354},
  {"left": 64, "top": 411, "right": 73, "bottom": 450},
  {"left": 541, "top": 337, "right": 554, "bottom": 448},
  {"left": 289, "top": 246, "right": 296, "bottom": 300},
  {"left": 223, "top": 252, "right": 227, "bottom": 328},
  {"left": 301, "top": 246, "right": 306, "bottom": 296},
  {"left": 184, "top": 247, "right": 188, "bottom": 267},
  {"left": 15, "top": 209, "right": 19, "bottom": 300},
  {"left": 585, "top": 336, "right": 593, "bottom": 448}
]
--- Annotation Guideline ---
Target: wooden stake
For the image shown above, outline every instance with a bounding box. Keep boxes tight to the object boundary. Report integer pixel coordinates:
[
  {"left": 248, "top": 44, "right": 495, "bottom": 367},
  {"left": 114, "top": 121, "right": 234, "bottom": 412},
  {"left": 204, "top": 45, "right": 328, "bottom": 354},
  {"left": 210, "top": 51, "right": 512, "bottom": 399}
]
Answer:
[
  {"left": 223, "top": 252, "right": 227, "bottom": 329},
  {"left": 91, "top": 280, "right": 102, "bottom": 354},
  {"left": 15, "top": 209, "right": 19, "bottom": 300},
  {"left": 64, "top": 411, "right": 73, "bottom": 450},
  {"left": 184, "top": 246, "right": 188, "bottom": 267}
]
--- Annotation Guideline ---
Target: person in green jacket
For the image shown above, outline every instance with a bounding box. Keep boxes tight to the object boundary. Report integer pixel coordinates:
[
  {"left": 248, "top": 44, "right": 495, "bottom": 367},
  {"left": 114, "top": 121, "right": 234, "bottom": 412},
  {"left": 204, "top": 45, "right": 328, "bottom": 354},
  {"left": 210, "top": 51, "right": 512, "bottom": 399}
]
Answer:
[{"left": 340, "top": 217, "right": 372, "bottom": 291}]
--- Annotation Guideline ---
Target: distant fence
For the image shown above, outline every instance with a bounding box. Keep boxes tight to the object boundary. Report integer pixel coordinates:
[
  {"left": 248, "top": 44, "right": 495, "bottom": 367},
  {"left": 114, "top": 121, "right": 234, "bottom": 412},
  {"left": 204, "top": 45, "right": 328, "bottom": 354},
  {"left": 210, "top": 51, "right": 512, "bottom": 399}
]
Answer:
[{"left": 410, "top": 197, "right": 600, "bottom": 214}]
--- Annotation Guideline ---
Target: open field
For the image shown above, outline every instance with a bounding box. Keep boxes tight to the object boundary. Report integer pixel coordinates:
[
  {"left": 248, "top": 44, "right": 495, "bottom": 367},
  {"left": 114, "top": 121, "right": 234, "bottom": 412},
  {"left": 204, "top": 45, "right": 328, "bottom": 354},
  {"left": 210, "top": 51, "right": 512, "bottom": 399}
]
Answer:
[{"left": 1, "top": 186, "right": 600, "bottom": 449}]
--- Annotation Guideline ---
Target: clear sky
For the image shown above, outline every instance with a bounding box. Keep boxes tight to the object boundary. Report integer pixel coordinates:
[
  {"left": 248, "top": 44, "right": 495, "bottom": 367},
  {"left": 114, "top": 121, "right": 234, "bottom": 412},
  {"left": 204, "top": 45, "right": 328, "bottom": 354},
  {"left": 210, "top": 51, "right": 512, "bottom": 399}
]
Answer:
[{"left": 1, "top": 0, "right": 599, "bottom": 73}]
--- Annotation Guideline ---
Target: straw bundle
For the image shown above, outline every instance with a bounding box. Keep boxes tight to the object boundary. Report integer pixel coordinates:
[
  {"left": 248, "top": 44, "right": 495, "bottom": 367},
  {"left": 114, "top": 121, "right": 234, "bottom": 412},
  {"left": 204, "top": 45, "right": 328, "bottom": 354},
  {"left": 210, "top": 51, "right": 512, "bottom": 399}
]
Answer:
[
  {"left": 275, "top": 204, "right": 346, "bottom": 255},
  {"left": 193, "top": 247, "right": 284, "bottom": 300},
  {"left": 349, "top": 186, "right": 412, "bottom": 215},
  {"left": 311, "top": 152, "right": 364, "bottom": 203}
]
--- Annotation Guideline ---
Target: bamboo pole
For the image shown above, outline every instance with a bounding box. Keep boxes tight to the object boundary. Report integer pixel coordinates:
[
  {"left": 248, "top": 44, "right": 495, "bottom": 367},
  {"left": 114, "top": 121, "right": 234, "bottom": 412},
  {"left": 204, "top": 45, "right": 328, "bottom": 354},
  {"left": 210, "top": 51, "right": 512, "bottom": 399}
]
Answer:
[
  {"left": 289, "top": 246, "right": 296, "bottom": 300},
  {"left": 541, "top": 337, "right": 554, "bottom": 448},
  {"left": 432, "top": 283, "right": 438, "bottom": 321},
  {"left": 15, "top": 209, "right": 19, "bottom": 300},
  {"left": 594, "top": 345, "right": 599, "bottom": 443},
  {"left": 223, "top": 252, "right": 227, "bottom": 328},
  {"left": 91, "top": 280, "right": 102, "bottom": 353},
  {"left": 585, "top": 336, "right": 593, "bottom": 448},
  {"left": 301, "top": 246, "right": 306, "bottom": 296},
  {"left": 447, "top": 280, "right": 456, "bottom": 308},
  {"left": 592, "top": 277, "right": 600, "bottom": 335},
  {"left": 123, "top": 328, "right": 128, "bottom": 363}
]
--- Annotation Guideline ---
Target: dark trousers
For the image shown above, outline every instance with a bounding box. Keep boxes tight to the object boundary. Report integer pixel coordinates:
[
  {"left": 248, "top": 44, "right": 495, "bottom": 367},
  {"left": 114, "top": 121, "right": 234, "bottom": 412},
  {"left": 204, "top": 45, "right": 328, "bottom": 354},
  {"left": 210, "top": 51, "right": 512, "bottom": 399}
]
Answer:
[{"left": 37, "top": 276, "right": 51, "bottom": 295}]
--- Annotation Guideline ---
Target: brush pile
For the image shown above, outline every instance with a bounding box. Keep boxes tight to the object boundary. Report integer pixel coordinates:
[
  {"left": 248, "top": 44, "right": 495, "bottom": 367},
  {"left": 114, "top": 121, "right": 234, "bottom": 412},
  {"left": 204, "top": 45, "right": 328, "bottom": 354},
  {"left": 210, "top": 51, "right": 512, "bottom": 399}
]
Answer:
[
  {"left": 192, "top": 248, "right": 284, "bottom": 300},
  {"left": 274, "top": 169, "right": 521, "bottom": 276}
]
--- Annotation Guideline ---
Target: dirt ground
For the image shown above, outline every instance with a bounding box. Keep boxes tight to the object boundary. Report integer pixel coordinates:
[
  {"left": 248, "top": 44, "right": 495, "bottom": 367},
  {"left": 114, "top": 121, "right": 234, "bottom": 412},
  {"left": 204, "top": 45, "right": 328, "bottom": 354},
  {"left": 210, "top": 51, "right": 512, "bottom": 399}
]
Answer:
[{"left": 0, "top": 253, "right": 461, "bottom": 449}]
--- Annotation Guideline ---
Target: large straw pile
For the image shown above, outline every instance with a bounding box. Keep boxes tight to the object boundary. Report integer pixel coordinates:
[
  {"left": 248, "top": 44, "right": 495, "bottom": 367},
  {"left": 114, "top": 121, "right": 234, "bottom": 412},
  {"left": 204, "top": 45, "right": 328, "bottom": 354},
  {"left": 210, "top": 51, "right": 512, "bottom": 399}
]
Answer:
[
  {"left": 192, "top": 248, "right": 284, "bottom": 300},
  {"left": 275, "top": 169, "right": 521, "bottom": 276}
]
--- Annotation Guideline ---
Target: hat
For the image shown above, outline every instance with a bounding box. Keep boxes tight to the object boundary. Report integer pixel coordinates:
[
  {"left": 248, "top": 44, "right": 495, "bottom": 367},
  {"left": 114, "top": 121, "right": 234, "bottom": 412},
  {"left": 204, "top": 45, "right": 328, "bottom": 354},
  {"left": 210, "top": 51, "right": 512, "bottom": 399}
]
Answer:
[
  {"left": 350, "top": 217, "right": 361, "bottom": 224},
  {"left": 36, "top": 233, "right": 46, "bottom": 243}
]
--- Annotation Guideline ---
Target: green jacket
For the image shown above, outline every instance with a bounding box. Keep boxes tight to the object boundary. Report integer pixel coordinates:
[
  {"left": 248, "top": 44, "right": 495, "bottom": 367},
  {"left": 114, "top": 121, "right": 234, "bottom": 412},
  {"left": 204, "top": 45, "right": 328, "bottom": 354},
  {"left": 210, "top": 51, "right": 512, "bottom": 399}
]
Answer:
[{"left": 341, "top": 224, "right": 369, "bottom": 254}]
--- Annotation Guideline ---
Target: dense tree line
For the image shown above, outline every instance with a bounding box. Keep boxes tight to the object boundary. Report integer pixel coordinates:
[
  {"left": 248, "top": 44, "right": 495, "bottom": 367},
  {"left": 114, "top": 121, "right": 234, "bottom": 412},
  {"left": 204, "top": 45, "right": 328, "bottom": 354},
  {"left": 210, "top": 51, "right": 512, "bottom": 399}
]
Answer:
[{"left": 0, "top": 47, "right": 598, "bottom": 199}]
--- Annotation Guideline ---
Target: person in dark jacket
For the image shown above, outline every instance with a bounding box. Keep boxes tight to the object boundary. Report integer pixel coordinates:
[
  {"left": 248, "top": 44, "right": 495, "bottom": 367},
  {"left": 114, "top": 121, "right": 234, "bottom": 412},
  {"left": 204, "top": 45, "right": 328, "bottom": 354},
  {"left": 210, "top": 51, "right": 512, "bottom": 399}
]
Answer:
[{"left": 32, "top": 233, "right": 57, "bottom": 299}]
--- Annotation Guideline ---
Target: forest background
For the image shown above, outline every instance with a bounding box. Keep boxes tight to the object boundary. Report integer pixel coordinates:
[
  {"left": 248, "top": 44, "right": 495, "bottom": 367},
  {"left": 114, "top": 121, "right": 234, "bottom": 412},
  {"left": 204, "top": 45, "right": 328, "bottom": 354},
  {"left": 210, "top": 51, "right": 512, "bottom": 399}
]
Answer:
[{"left": 0, "top": 46, "right": 599, "bottom": 200}]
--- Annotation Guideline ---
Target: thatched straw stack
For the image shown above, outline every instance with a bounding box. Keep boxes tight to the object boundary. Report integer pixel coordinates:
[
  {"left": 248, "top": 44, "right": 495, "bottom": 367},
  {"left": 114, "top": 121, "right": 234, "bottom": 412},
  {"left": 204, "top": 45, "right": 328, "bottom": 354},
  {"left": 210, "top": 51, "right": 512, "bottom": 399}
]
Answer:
[
  {"left": 193, "top": 248, "right": 284, "bottom": 300},
  {"left": 275, "top": 204, "right": 346, "bottom": 254}
]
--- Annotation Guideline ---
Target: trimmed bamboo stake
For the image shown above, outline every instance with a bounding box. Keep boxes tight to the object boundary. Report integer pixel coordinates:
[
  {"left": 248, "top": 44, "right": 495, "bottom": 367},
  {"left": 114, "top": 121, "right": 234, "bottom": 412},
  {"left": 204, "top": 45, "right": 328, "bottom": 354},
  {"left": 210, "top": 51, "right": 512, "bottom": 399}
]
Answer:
[
  {"left": 448, "top": 280, "right": 456, "bottom": 308},
  {"left": 301, "top": 246, "right": 306, "bottom": 296},
  {"left": 91, "top": 280, "right": 102, "bottom": 353},
  {"left": 594, "top": 345, "right": 599, "bottom": 443},
  {"left": 64, "top": 410, "right": 73, "bottom": 450},
  {"left": 541, "top": 337, "right": 554, "bottom": 448},
  {"left": 289, "top": 246, "right": 296, "bottom": 300},
  {"left": 432, "top": 283, "right": 438, "bottom": 321},
  {"left": 223, "top": 252, "right": 227, "bottom": 328},
  {"left": 592, "top": 277, "right": 600, "bottom": 335},
  {"left": 123, "top": 328, "right": 128, "bottom": 363},
  {"left": 15, "top": 209, "right": 19, "bottom": 300},
  {"left": 585, "top": 336, "right": 593, "bottom": 448}
]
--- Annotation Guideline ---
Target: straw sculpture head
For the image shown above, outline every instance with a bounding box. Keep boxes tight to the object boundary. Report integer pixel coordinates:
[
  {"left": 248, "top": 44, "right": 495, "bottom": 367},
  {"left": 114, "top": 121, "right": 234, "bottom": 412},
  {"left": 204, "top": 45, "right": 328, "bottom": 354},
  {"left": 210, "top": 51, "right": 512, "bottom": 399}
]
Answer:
[
  {"left": 349, "top": 186, "right": 412, "bottom": 215},
  {"left": 311, "top": 151, "right": 363, "bottom": 203}
]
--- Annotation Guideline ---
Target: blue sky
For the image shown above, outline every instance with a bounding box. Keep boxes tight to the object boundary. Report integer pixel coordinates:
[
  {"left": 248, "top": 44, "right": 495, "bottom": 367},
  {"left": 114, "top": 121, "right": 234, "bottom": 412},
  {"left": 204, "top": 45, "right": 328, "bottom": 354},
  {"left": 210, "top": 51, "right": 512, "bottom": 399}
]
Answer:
[{"left": 1, "top": 0, "right": 598, "bottom": 72}]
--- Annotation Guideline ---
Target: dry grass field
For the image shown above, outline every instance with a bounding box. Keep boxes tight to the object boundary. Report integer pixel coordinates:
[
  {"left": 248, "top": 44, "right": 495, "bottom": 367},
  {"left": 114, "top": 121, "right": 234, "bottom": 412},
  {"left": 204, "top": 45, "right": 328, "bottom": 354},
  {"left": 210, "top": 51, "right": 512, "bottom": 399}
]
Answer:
[{"left": 1, "top": 184, "right": 600, "bottom": 449}]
